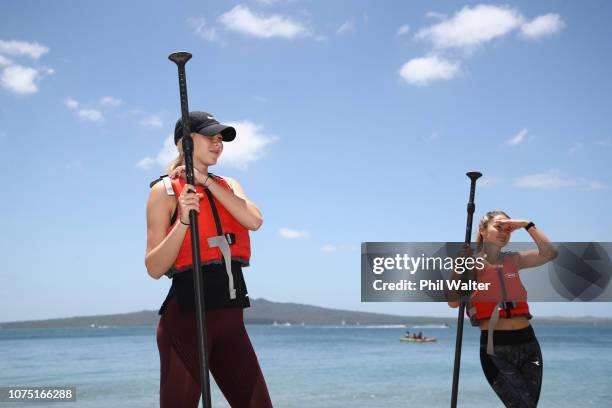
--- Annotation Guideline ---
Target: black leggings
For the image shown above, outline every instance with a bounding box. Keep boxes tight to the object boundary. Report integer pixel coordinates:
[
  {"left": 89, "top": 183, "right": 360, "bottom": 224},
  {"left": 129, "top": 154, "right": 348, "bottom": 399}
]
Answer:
[
  {"left": 156, "top": 297, "right": 273, "bottom": 408},
  {"left": 480, "top": 325, "right": 543, "bottom": 408}
]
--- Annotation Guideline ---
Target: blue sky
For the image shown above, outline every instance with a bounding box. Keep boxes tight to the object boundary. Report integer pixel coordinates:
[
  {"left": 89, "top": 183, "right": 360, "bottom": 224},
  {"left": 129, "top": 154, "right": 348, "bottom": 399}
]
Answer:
[{"left": 1, "top": 0, "right": 611, "bottom": 322}]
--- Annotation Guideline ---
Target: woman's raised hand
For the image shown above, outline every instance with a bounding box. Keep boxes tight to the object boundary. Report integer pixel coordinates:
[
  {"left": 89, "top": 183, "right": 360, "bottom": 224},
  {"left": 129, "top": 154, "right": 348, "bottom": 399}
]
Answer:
[
  {"left": 178, "top": 183, "right": 203, "bottom": 224},
  {"left": 169, "top": 165, "right": 208, "bottom": 186},
  {"left": 494, "top": 218, "right": 528, "bottom": 232}
]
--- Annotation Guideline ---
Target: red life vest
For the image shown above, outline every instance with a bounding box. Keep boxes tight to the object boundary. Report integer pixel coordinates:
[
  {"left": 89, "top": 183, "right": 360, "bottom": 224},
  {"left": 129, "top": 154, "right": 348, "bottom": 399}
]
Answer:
[
  {"left": 167, "top": 175, "right": 251, "bottom": 274},
  {"left": 467, "top": 252, "right": 531, "bottom": 325}
]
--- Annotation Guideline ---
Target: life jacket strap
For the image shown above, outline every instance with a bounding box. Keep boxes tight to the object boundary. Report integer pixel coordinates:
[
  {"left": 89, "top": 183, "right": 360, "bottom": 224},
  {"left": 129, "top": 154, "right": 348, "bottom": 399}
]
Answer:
[
  {"left": 487, "top": 303, "right": 502, "bottom": 355},
  {"left": 161, "top": 176, "right": 174, "bottom": 195},
  {"left": 203, "top": 177, "right": 224, "bottom": 236},
  {"left": 149, "top": 175, "right": 175, "bottom": 195},
  {"left": 207, "top": 235, "right": 237, "bottom": 299}
]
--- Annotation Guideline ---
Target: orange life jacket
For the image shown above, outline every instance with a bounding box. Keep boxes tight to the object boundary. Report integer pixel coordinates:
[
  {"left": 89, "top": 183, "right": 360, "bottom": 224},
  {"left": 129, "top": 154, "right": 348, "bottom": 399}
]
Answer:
[
  {"left": 467, "top": 252, "right": 532, "bottom": 355},
  {"left": 167, "top": 175, "right": 251, "bottom": 274}
]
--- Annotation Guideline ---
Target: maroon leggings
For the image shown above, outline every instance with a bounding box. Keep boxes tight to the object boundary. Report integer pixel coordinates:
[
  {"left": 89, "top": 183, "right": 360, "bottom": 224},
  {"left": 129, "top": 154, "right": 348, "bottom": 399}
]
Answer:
[{"left": 156, "top": 297, "right": 273, "bottom": 407}]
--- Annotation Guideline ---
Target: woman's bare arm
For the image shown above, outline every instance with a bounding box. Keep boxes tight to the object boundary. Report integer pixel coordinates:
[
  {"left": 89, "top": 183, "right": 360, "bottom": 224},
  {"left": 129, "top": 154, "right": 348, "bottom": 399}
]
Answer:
[
  {"left": 208, "top": 176, "right": 263, "bottom": 231},
  {"left": 516, "top": 224, "right": 558, "bottom": 270},
  {"left": 144, "top": 182, "right": 190, "bottom": 279}
]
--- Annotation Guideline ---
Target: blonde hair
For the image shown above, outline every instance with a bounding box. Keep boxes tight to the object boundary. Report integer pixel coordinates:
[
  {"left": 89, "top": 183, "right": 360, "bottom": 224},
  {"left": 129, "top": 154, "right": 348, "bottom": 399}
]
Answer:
[
  {"left": 476, "top": 210, "right": 510, "bottom": 252},
  {"left": 167, "top": 138, "right": 185, "bottom": 174}
]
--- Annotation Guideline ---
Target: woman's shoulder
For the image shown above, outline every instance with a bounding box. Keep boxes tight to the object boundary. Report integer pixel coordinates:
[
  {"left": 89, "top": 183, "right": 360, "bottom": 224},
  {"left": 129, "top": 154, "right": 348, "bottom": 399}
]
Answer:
[
  {"left": 503, "top": 251, "right": 521, "bottom": 269},
  {"left": 214, "top": 174, "right": 240, "bottom": 191},
  {"left": 147, "top": 176, "right": 176, "bottom": 210}
]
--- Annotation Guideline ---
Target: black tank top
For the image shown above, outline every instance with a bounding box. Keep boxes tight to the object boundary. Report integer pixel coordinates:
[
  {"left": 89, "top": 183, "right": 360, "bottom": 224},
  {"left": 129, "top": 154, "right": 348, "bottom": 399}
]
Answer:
[{"left": 158, "top": 261, "right": 250, "bottom": 315}]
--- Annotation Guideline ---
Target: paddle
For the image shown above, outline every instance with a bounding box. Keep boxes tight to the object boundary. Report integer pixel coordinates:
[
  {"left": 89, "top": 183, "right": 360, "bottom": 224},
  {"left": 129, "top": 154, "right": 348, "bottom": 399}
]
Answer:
[
  {"left": 168, "top": 51, "right": 213, "bottom": 408},
  {"left": 450, "top": 171, "right": 482, "bottom": 408}
]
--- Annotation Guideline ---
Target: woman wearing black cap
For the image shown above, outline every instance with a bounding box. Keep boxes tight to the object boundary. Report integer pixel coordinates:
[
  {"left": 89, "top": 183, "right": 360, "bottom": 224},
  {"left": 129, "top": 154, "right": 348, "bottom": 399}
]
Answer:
[{"left": 145, "top": 112, "right": 273, "bottom": 407}]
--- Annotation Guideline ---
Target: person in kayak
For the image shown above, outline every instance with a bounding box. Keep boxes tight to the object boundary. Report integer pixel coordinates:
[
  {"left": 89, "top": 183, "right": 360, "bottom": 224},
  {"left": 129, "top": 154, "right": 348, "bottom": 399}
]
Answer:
[
  {"left": 145, "top": 111, "right": 273, "bottom": 408},
  {"left": 448, "top": 210, "right": 557, "bottom": 408}
]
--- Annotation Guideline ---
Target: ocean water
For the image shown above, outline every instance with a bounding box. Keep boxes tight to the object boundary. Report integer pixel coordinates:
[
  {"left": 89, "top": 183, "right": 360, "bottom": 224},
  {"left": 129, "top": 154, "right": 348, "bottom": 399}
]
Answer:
[{"left": 1, "top": 323, "right": 611, "bottom": 407}]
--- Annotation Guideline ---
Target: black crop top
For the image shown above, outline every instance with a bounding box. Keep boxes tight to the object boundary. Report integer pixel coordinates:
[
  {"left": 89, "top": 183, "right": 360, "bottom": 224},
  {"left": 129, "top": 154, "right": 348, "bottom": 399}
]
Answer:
[{"left": 158, "top": 261, "right": 250, "bottom": 315}]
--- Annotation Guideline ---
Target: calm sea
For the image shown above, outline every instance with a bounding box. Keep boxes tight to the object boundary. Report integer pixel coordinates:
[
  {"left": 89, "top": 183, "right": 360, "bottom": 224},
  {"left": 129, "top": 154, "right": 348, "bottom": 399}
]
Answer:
[{"left": 1, "top": 323, "right": 610, "bottom": 407}]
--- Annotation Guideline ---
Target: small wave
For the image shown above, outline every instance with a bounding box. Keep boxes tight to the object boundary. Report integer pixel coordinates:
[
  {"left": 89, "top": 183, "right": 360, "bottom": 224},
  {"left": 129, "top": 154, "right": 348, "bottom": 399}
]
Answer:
[
  {"left": 89, "top": 324, "right": 114, "bottom": 329},
  {"left": 409, "top": 324, "right": 449, "bottom": 329}
]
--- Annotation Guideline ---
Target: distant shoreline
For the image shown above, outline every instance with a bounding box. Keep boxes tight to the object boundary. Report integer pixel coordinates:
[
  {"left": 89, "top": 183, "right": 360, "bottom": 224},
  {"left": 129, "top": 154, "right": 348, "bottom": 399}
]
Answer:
[{"left": 2, "top": 298, "right": 611, "bottom": 329}]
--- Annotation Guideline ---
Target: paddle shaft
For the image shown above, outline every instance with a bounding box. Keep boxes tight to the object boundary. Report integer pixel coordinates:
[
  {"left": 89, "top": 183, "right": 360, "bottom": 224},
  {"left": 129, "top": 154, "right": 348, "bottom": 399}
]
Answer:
[
  {"left": 450, "top": 171, "right": 482, "bottom": 408},
  {"left": 168, "top": 51, "right": 212, "bottom": 408}
]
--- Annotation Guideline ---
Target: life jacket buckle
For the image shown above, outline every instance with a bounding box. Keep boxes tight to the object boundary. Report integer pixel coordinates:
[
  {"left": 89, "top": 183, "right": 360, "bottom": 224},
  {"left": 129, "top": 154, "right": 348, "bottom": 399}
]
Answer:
[
  {"left": 224, "top": 232, "right": 236, "bottom": 245},
  {"left": 502, "top": 300, "right": 516, "bottom": 315}
]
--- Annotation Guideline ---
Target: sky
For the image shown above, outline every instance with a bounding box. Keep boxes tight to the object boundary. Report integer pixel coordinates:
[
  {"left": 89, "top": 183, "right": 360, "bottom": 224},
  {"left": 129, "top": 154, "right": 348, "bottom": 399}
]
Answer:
[{"left": 1, "top": 0, "right": 611, "bottom": 322}]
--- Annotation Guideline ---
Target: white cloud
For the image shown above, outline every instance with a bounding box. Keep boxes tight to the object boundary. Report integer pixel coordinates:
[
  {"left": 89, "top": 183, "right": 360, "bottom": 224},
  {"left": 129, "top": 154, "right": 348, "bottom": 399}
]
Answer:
[
  {"left": 396, "top": 25, "right": 410, "bottom": 36},
  {"left": 322, "top": 244, "right": 337, "bottom": 253},
  {"left": 426, "top": 11, "right": 447, "bottom": 20},
  {"left": 139, "top": 115, "right": 163, "bottom": 128},
  {"left": 0, "top": 40, "right": 49, "bottom": 59},
  {"left": 415, "top": 4, "right": 524, "bottom": 51},
  {"left": 1, "top": 64, "right": 41, "bottom": 94},
  {"left": 77, "top": 108, "right": 103, "bottom": 122},
  {"left": 219, "top": 5, "right": 307, "bottom": 39},
  {"left": 99, "top": 96, "right": 123, "bottom": 107},
  {"left": 219, "top": 120, "right": 277, "bottom": 169},
  {"left": 568, "top": 142, "right": 583, "bottom": 156},
  {"left": 136, "top": 135, "right": 178, "bottom": 170},
  {"left": 278, "top": 228, "right": 309, "bottom": 239},
  {"left": 520, "top": 13, "right": 565, "bottom": 39},
  {"left": 63, "top": 97, "right": 107, "bottom": 122},
  {"left": 514, "top": 169, "right": 605, "bottom": 191},
  {"left": 506, "top": 128, "right": 528, "bottom": 145},
  {"left": 478, "top": 176, "right": 500, "bottom": 188},
  {"left": 0, "top": 55, "right": 12, "bottom": 66},
  {"left": 399, "top": 55, "right": 460, "bottom": 86},
  {"left": 399, "top": 6, "right": 564, "bottom": 87},
  {"left": 337, "top": 20, "right": 355, "bottom": 35},
  {"left": 253, "top": 0, "right": 279, "bottom": 5},
  {"left": 64, "top": 97, "right": 79, "bottom": 109},
  {"left": 136, "top": 157, "right": 156, "bottom": 170},
  {"left": 0, "top": 40, "right": 53, "bottom": 95},
  {"left": 188, "top": 17, "right": 222, "bottom": 43}
]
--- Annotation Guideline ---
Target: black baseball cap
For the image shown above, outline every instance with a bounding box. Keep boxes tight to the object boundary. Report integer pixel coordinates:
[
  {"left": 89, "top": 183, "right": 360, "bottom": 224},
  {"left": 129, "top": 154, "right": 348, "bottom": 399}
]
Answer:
[{"left": 174, "top": 111, "right": 236, "bottom": 145}]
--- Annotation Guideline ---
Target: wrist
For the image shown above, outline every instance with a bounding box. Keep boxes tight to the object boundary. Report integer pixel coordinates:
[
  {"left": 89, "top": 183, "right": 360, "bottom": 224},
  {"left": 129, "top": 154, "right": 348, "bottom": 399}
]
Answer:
[{"left": 524, "top": 221, "right": 535, "bottom": 231}]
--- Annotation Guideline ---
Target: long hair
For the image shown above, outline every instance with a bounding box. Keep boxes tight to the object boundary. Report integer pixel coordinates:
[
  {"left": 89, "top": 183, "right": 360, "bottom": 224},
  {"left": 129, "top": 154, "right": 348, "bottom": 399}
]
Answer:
[
  {"left": 167, "top": 138, "right": 185, "bottom": 174},
  {"left": 475, "top": 210, "right": 511, "bottom": 253}
]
